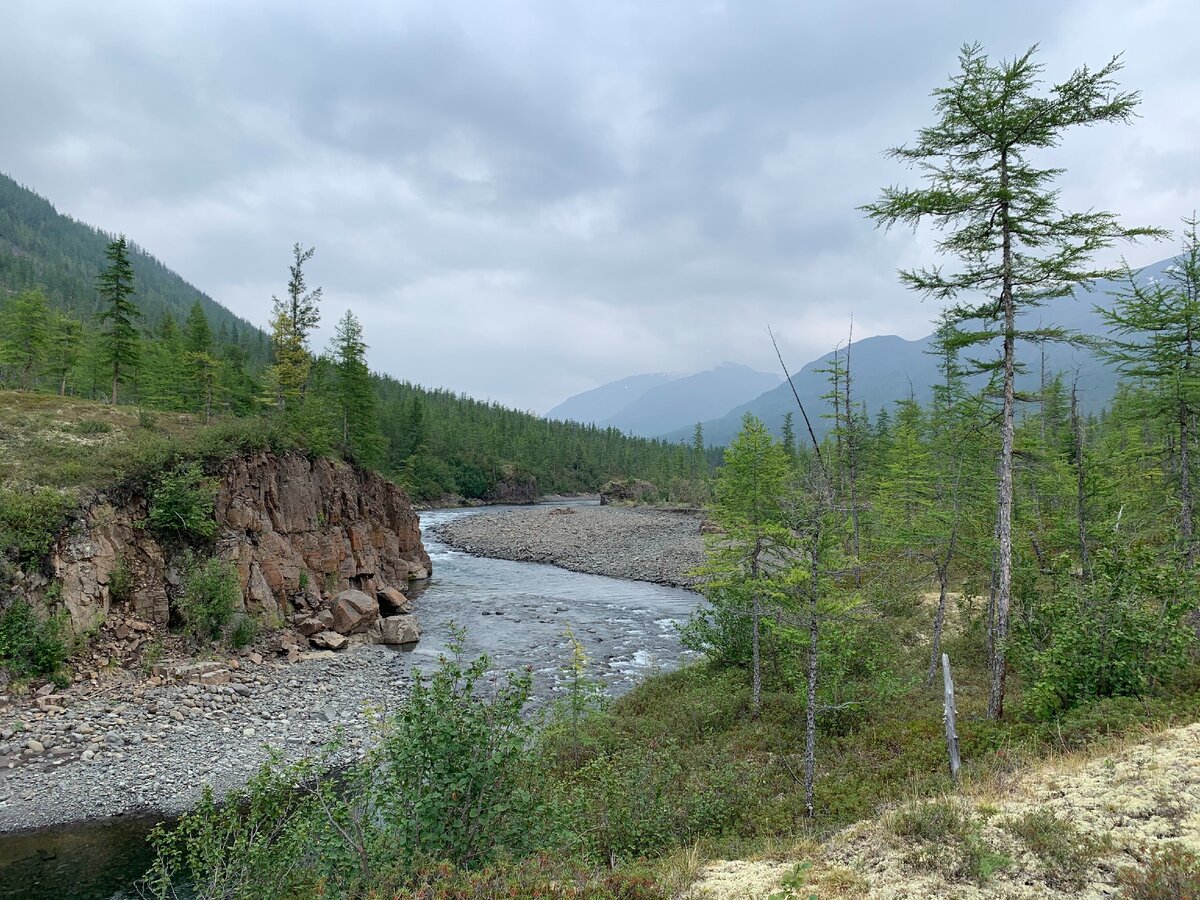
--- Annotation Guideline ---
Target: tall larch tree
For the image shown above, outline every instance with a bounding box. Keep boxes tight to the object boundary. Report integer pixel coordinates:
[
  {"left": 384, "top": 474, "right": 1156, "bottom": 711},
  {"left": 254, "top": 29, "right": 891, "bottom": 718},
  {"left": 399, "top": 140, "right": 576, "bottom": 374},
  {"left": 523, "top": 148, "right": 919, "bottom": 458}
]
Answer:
[
  {"left": 267, "top": 244, "right": 321, "bottom": 410},
  {"left": 863, "top": 44, "right": 1162, "bottom": 718}
]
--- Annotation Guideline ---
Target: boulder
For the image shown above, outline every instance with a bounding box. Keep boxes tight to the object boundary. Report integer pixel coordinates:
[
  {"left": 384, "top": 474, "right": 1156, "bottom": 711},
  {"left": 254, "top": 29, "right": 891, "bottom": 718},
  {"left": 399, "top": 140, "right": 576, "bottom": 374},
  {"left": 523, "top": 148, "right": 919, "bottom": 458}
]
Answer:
[
  {"left": 378, "top": 586, "right": 412, "bottom": 616},
  {"left": 380, "top": 614, "right": 421, "bottom": 645},
  {"left": 330, "top": 589, "right": 379, "bottom": 635},
  {"left": 310, "top": 631, "right": 348, "bottom": 651},
  {"left": 294, "top": 616, "right": 325, "bottom": 637}
]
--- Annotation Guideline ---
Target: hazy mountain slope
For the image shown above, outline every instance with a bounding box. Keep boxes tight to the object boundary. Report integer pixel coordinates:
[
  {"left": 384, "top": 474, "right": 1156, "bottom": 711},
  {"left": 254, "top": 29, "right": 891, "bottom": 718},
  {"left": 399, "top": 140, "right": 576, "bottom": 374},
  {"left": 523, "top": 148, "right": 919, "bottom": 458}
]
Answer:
[
  {"left": 671, "top": 259, "right": 1175, "bottom": 446},
  {"left": 544, "top": 372, "right": 674, "bottom": 424},
  {"left": 0, "top": 172, "right": 268, "bottom": 362},
  {"left": 601, "top": 362, "right": 782, "bottom": 438}
]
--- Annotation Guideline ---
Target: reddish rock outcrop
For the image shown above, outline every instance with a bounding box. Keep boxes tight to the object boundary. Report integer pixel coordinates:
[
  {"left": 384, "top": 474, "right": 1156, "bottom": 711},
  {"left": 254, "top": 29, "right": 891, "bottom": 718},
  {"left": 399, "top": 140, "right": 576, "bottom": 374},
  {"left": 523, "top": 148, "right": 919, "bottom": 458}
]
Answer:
[{"left": 44, "top": 451, "right": 432, "bottom": 635}]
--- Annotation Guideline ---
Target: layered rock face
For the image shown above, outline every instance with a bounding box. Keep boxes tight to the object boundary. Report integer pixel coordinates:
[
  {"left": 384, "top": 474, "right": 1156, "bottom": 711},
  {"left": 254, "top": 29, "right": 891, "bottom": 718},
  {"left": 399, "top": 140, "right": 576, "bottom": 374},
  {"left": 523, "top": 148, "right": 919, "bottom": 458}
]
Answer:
[
  {"left": 46, "top": 452, "right": 431, "bottom": 635},
  {"left": 216, "top": 452, "right": 431, "bottom": 622}
]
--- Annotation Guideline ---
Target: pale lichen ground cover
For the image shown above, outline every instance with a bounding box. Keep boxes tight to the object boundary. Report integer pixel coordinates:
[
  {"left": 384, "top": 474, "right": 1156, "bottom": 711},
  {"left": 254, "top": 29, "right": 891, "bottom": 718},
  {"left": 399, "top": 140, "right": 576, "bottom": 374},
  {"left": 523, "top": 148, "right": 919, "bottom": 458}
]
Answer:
[{"left": 688, "top": 722, "right": 1200, "bottom": 899}]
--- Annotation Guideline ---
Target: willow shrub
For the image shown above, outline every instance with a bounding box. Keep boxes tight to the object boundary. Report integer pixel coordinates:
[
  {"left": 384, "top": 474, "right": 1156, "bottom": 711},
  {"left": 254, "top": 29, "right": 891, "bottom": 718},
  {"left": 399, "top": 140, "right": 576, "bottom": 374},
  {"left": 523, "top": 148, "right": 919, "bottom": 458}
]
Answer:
[
  {"left": 145, "top": 627, "right": 561, "bottom": 899},
  {"left": 1014, "top": 545, "right": 1198, "bottom": 719}
]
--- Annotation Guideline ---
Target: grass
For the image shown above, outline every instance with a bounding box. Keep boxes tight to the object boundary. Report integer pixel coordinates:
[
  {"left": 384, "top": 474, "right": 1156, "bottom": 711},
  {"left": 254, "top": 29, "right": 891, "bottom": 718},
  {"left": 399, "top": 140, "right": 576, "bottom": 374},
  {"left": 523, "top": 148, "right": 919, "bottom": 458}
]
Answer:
[
  {"left": 0, "top": 390, "right": 313, "bottom": 572},
  {"left": 999, "top": 808, "right": 1102, "bottom": 891}
]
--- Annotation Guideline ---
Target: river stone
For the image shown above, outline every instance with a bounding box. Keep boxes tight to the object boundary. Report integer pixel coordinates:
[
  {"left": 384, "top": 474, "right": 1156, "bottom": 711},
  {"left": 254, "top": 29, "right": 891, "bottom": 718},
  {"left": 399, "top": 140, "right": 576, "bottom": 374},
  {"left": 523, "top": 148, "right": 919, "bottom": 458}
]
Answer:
[
  {"left": 377, "top": 586, "right": 412, "bottom": 616},
  {"left": 330, "top": 590, "right": 379, "bottom": 635},
  {"left": 380, "top": 614, "right": 420, "bottom": 645},
  {"left": 310, "top": 630, "right": 348, "bottom": 651}
]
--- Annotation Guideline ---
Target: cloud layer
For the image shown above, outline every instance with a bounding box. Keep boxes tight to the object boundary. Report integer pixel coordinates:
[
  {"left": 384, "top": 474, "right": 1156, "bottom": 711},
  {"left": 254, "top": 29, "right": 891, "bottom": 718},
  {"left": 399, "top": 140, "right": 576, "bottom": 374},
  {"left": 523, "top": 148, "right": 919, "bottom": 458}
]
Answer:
[{"left": 3, "top": 1, "right": 1197, "bottom": 411}]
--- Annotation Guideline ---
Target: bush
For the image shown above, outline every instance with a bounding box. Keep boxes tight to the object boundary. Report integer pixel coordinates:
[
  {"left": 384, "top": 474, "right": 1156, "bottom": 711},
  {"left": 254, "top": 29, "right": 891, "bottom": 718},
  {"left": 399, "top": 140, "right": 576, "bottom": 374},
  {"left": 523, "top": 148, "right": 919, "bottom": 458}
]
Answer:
[
  {"left": 370, "top": 626, "right": 550, "bottom": 870},
  {"left": 145, "top": 462, "right": 218, "bottom": 544},
  {"left": 228, "top": 614, "right": 258, "bottom": 649},
  {"left": 107, "top": 557, "right": 134, "bottom": 603},
  {"left": 145, "top": 629, "right": 559, "bottom": 898},
  {"left": 0, "top": 599, "right": 67, "bottom": 676},
  {"left": 1118, "top": 843, "right": 1200, "bottom": 899},
  {"left": 73, "top": 419, "right": 112, "bottom": 435},
  {"left": 1014, "top": 546, "right": 1198, "bottom": 719},
  {"left": 177, "top": 556, "right": 239, "bottom": 641},
  {"left": 0, "top": 486, "right": 71, "bottom": 564}
]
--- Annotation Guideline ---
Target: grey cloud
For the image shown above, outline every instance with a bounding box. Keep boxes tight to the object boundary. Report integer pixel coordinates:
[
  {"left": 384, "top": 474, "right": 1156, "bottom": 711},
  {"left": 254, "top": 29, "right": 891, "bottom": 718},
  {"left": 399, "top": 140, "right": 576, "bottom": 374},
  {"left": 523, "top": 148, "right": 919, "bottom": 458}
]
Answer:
[{"left": 1, "top": 1, "right": 1197, "bottom": 411}]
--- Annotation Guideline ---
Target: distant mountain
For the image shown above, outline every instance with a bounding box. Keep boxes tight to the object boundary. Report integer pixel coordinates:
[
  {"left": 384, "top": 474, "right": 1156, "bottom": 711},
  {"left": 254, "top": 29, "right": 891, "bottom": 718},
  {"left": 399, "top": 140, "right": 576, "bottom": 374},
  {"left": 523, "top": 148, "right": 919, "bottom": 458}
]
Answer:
[
  {"left": 666, "top": 259, "right": 1176, "bottom": 447},
  {"left": 545, "top": 372, "right": 675, "bottom": 425},
  {"left": 0, "top": 172, "right": 268, "bottom": 363},
  {"left": 602, "top": 363, "right": 782, "bottom": 438},
  {"left": 546, "top": 362, "right": 782, "bottom": 438}
]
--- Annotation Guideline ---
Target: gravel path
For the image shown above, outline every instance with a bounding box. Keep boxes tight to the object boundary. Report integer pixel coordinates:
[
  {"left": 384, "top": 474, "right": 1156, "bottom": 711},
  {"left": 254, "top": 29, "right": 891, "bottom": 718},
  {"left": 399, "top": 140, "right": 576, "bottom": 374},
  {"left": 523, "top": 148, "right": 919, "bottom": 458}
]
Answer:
[
  {"left": 0, "top": 645, "right": 412, "bottom": 832},
  {"left": 433, "top": 504, "right": 706, "bottom": 587}
]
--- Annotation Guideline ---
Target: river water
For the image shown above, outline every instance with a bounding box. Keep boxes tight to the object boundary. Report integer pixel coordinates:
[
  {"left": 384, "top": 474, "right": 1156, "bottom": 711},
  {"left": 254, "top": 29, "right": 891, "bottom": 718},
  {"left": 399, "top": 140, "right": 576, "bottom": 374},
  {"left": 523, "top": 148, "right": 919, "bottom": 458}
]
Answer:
[{"left": 0, "top": 502, "right": 700, "bottom": 899}]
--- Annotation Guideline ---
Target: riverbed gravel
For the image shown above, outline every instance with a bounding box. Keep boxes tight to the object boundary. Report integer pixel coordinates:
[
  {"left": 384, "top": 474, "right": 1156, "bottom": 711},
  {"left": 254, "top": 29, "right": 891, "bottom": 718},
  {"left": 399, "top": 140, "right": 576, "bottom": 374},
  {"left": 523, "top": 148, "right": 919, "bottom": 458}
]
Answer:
[
  {"left": 0, "top": 645, "right": 412, "bottom": 833},
  {"left": 433, "top": 504, "right": 706, "bottom": 587}
]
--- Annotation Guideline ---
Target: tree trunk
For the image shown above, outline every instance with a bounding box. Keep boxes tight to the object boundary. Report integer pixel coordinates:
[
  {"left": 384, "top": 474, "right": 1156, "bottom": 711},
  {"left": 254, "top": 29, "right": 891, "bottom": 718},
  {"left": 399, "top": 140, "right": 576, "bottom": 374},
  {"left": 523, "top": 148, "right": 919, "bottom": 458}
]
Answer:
[
  {"left": 1181, "top": 407, "right": 1194, "bottom": 567},
  {"left": 111, "top": 371, "right": 118, "bottom": 405},
  {"left": 942, "top": 653, "right": 961, "bottom": 782},
  {"left": 989, "top": 155, "right": 1015, "bottom": 721},
  {"left": 59, "top": 371, "right": 68, "bottom": 397},
  {"left": 804, "top": 536, "right": 819, "bottom": 818},
  {"left": 1072, "top": 383, "right": 1089, "bottom": 574},
  {"left": 750, "top": 537, "right": 763, "bottom": 719},
  {"left": 927, "top": 566, "right": 950, "bottom": 686},
  {"left": 750, "top": 591, "right": 762, "bottom": 720}
]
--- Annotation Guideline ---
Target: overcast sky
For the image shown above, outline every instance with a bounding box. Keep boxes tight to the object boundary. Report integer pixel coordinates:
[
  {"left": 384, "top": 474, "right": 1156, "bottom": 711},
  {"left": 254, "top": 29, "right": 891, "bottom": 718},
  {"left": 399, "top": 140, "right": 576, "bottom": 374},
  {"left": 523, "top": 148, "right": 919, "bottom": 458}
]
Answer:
[{"left": 3, "top": 1, "right": 1197, "bottom": 412}]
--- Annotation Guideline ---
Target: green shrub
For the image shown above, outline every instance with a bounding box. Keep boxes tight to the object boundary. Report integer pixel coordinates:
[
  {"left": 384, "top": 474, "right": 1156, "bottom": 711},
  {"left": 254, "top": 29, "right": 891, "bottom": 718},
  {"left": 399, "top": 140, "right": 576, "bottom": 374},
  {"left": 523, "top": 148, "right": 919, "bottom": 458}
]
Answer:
[
  {"left": 73, "top": 419, "right": 112, "bottom": 435},
  {"left": 1013, "top": 546, "right": 1198, "bottom": 719},
  {"left": 0, "top": 599, "right": 68, "bottom": 676},
  {"left": 228, "top": 614, "right": 258, "bottom": 649},
  {"left": 1118, "top": 843, "right": 1200, "bottom": 899},
  {"left": 145, "top": 628, "right": 559, "bottom": 898},
  {"left": 177, "top": 556, "right": 239, "bottom": 641},
  {"left": 0, "top": 486, "right": 71, "bottom": 564},
  {"left": 146, "top": 462, "right": 218, "bottom": 544},
  {"left": 370, "top": 626, "right": 550, "bottom": 870},
  {"left": 107, "top": 557, "right": 134, "bottom": 603}
]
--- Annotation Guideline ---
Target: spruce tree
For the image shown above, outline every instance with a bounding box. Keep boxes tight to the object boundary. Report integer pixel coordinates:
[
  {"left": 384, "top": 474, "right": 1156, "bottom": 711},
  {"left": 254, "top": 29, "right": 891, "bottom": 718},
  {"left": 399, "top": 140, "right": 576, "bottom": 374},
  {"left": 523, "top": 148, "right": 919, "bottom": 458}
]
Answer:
[
  {"left": 96, "top": 235, "right": 141, "bottom": 404},
  {"left": 329, "top": 309, "right": 382, "bottom": 465},
  {"left": 863, "top": 44, "right": 1162, "bottom": 718}
]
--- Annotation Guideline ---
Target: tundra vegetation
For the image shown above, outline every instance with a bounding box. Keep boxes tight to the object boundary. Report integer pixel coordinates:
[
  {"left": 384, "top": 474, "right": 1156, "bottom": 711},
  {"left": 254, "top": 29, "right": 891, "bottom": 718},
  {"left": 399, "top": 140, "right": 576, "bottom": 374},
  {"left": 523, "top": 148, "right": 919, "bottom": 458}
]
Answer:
[{"left": 2, "top": 43, "right": 1199, "bottom": 898}]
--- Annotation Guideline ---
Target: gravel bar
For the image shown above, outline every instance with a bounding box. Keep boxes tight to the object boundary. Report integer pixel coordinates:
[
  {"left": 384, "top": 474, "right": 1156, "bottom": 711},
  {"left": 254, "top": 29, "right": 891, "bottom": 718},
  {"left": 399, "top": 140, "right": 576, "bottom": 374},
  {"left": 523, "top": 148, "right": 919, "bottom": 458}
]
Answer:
[
  {"left": 433, "top": 504, "right": 706, "bottom": 587},
  {"left": 0, "top": 646, "right": 411, "bottom": 833}
]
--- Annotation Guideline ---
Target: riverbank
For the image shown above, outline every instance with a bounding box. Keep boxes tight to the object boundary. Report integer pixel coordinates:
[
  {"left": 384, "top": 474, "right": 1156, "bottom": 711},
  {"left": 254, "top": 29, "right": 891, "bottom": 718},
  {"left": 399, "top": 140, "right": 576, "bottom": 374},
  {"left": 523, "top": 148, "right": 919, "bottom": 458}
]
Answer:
[
  {"left": 0, "top": 643, "right": 414, "bottom": 833},
  {"left": 432, "top": 503, "right": 706, "bottom": 587}
]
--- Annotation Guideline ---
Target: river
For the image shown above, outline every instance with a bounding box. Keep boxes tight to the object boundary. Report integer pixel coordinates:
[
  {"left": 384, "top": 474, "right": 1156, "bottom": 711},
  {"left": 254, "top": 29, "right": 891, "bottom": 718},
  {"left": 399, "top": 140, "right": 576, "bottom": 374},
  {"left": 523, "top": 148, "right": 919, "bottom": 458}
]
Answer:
[{"left": 0, "top": 502, "right": 700, "bottom": 899}]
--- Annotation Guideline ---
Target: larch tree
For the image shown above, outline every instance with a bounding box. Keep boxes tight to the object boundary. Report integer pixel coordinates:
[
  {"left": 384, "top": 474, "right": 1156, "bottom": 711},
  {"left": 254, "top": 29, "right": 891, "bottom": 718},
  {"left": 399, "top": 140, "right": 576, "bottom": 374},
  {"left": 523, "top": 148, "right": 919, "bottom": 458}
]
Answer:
[
  {"left": 0, "top": 289, "right": 51, "bottom": 390},
  {"left": 862, "top": 44, "right": 1162, "bottom": 718},
  {"left": 690, "top": 413, "right": 794, "bottom": 719},
  {"left": 1100, "top": 215, "right": 1200, "bottom": 566},
  {"left": 96, "top": 235, "right": 141, "bottom": 404},
  {"left": 46, "top": 312, "right": 83, "bottom": 396},
  {"left": 267, "top": 244, "right": 322, "bottom": 410}
]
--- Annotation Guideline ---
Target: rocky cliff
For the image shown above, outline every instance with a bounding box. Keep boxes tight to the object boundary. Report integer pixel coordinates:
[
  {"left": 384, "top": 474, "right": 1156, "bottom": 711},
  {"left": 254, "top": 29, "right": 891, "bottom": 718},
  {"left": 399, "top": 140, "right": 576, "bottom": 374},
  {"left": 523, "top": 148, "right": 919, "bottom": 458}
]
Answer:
[{"left": 42, "top": 451, "right": 431, "bottom": 635}]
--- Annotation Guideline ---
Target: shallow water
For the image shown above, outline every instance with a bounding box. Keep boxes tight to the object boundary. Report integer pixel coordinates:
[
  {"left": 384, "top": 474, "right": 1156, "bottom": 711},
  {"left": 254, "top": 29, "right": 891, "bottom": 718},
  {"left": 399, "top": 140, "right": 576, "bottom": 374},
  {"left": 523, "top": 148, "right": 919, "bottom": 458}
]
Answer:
[{"left": 0, "top": 501, "right": 700, "bottom": 899}]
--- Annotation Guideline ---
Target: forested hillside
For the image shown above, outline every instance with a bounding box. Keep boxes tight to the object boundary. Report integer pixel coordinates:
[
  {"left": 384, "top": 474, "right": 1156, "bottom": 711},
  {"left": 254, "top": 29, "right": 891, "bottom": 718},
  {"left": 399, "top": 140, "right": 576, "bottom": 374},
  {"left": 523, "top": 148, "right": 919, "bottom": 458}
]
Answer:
[
  {"left": 0, "top": 173, "right": 268, "bottom": 365},
  {"left": 0, "top": 187, "right": 706, "bottom": 502}
]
